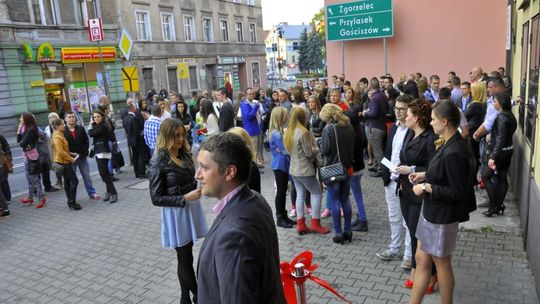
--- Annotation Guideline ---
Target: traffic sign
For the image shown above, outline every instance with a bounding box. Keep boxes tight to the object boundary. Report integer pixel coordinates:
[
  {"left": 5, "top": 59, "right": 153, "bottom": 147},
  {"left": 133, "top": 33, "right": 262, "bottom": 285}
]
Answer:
[
  {"left": 118, "top": 29, "right": 134, "bottom": 61},
  {"left": 121, "top": 66, "right": 139, "bottom": 92},
  {"left": 88, "top": 18, "right": 104, "bottom": 42},
  {"left": 326, "top": 0, "right": 393, "bottom": 42}
]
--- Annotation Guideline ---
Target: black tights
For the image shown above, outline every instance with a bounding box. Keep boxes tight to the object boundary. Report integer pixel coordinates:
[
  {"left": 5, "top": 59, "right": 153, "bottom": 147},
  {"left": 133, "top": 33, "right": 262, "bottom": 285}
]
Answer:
[
  {"left": 175, "top": 242, "right": 197, "bottom": 304},
  {"left": 274, "top": 170, "right": 288, "bottom": 216}
]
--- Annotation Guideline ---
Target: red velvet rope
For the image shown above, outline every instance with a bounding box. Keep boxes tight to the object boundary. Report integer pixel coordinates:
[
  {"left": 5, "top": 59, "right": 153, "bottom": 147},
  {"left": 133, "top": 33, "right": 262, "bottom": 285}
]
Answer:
[{"left": 280, "top": 251, "right": 351, "bottom": 304}]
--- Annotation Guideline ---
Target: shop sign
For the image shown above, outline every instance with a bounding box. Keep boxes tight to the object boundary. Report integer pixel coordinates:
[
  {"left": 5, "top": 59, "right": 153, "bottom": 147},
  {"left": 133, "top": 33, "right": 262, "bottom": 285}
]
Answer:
[
  {"left": 61, "top": 47, "right": 116, "bottom": 64},
  {"left": 167, "top": 58, "right": 196, "bottom": 65},
  {"left": 37, "top": 42, "right": 55, "bottom": 63},
  {"left": 118, "top": 29, "right": 134, "bottom": 60},
  {"left": 177, "top": 63, "right": 189, "bottom": 79},
  {"left": 30, "top": 80, "right": 45, "bottom": 87},
  {"left": 21, "top": 43, "right": 35, "bottom": 63},
  {"left": 217, "top": 56, "right": 246, "bottom": 65}
]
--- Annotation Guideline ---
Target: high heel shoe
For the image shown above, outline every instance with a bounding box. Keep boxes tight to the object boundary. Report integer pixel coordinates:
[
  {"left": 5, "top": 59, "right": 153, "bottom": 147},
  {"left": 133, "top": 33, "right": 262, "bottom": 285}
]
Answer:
[
  {"left": 35, "top": 197, "right": 46, "bottom": 209},
  {"left": 332, "top": 235, "right": 344, "bottom": 244},
  {"left": 19, "top": 197, "right": 33, "bottom": 204},
  {"left": 342, "top": 230, "right": 352, "bottom": 243},
  {"left": 425, "top": 277, "right": 438, "bottom": 294},
  {"left": 482, "top": 205, "right": 506, "bottom": 217},
  {"left": 103, "top": 193, "right": 111, "bottom": 202},
  {"left": 110, "top": 194, "right": 118, "bottom": 204},
  {"left": 68, "top": 203, "right": 82, "bottom": 211}
]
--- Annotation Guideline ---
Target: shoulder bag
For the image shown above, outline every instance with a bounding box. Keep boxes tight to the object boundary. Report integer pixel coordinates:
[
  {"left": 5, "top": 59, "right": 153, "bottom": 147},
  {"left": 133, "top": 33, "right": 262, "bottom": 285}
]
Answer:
[{"left": 319, "top": 124, "right": 347, "bottom": 185}]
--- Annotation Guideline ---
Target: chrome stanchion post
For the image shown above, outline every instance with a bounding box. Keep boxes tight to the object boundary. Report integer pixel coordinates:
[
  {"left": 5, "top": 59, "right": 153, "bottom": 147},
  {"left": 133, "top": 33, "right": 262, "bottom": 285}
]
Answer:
[{"left": 293, "top": 263, "right": 308, "bottom": 304}]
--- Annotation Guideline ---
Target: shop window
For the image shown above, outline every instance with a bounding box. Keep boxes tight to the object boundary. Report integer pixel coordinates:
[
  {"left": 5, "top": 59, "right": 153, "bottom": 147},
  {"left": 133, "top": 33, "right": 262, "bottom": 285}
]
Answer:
[
  {"left": 135, "top": 10, "right": 152, "bottom": 41},
  {"left": 31, "top": 0, "right": 59, "bottom": 25},
  {"left": 220, "top": 20, "right": 229, "bottom": 42},
  {"left": 167, "top": 67, "right": 179, "bottom": 93},
  {"left": 203, "top": 17, "right": 214, "bottom": 43},
  {"left": 236, "top": 22, "right": 243, "bottom": 43},
  {"left": 161, "top": 13, "right": 175, "bottom": 41},
  {"left": 143, "top": 68, "right": 154, "bottom": 93},
  {"left": 251, "top": 62, "right": 260, "bottom": 88},
  {"left": 249, "top": 23, "right": 256, "bottom": 43},
  {"left": 519, "top": 22, "right": 529, "bottom": 134},
  {"left": 184, "top": 15, "right": 195, "bottom": 42},
  {"left": 189, "top": 66, "right": 198, "bottom": 90},
  {"left": 525, "top": 15, "right": 539, "bottom": 145}
]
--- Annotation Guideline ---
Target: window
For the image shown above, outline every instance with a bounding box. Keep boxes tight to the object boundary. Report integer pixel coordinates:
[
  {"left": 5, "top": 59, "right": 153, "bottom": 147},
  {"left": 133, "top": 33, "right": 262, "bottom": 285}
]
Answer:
[
  {"left": 202, "top": 17, "right": 214, "bottom": 42},
  {"left": 292, "top": 55, "right": 295, "bottom": 63},
  {"left": 235, "top": 21, "right": 243, "bottom": 43},
  {"left": 189, "top": 66, "right": 198, "bottom": 90},
  {"left": 184, "top": 15, "right": 195, "bottom": 42},
  {"left": 167, "top": 67, "right": 178, "bottom": 92},
  {"left": 251, "top": 62, "right": 260, "bottom": 87},
  {"left": 232, "top": 0, "right": 241, "bottom": 3},
  {"left": 135, "top": 11, "right": 151, "bottom": 41},
  {"left": 247, "top": 0, "right": 255, "bottom": 5},
  {"left": 31, "top": 0, "right": 59, "bottom": 25},
  {"left": 143, "top": 68, "right": 154, "bottom": 93},
  {"left": 526, "top": 15, "right": 539, "bottom": 144},
  {"left": 77, "top": 0, "right": 97, "bottom": 25},
  {"left": 220, "top": 20, "right": 229, "bottom": 42},
  {"left": 249, "top": 23, "right": 256, "bottom": 43},
  {"left": 161, "top": 13, "right": 175, "bottom": 41},
  {"left": 293, "top": 42, "right": 299, "bottom": 50}
]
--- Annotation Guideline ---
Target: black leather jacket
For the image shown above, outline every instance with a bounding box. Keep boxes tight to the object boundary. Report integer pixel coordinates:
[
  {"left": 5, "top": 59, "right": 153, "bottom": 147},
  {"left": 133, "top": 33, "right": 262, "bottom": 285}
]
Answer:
[
  {"left": 488, "top": 110, "right": 517, "bottom": 168},
  {"left": 88, "top": 123, "right": 114, "bottom": 153},
  {"left": 148, "top": 150, "right": 197, "bottom": 208}
]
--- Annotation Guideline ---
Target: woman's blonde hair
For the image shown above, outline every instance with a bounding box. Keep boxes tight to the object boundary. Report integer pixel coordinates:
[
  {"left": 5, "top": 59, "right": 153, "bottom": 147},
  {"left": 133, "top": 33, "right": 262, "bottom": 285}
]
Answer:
[
  {"left": 283, "top": 106, "right": 308, "bottom": 153},
  {"left": 471, "top": 82, "right": 487, "bottom": 103},
  {"left": 307, "top": 95, "right": 322, "bottom": 114},
  {"left": 319, "top": 103, "right": 350, "bottom": 127},
  {"left": 155, "top": 119, "right": 190, "bottom": 164},
  {"left": 164, "top": 99, "right": 171, "bottom": 112},
  {"left": 227, "top": 127, "right": 256, "bottom": 161},
  {"left": 268, "top": 107, "right": 288, "bottom": 141}
]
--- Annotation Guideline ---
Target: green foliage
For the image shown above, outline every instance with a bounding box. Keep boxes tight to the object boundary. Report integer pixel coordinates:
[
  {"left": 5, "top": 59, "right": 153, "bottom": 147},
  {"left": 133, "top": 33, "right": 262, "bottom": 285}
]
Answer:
[{"left": 297, "top": 28, "right": 310, "bottom": 74}]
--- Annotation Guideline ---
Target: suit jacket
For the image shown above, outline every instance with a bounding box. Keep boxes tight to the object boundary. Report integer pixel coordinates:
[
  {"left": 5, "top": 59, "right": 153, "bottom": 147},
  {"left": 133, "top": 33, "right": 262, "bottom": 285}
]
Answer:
[
  {"left": 123, "top": 113, "right": 144, "bottom": 147},
  {"left": 423, "top": 132, "right": 476, "bottom": 224},
  {"left": 64, "top": 125, "right": 90, "bottom": 158},
  {"left": 218, "top": 102, "right": 235, "bottom": 132},
  {"left": 197, "top": 186, "right": 286, "bottom": 304},
  {"left": 381, "top": 124, "right": 398, "bottom": 186}
]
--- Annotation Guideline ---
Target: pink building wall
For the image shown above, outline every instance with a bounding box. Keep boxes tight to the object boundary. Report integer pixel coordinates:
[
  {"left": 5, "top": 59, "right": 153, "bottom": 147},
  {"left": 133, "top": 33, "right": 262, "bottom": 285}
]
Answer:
[{"left": 325, "top": 0, "right": 508, "bottom": 82}]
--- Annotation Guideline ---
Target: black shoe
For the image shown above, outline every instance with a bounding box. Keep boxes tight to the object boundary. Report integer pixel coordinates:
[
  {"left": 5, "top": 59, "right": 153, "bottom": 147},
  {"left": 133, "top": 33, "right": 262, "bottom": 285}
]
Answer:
[
  {"left": 68, "top": 203, "right": 82, "bottom": 211},
  {"left": 283, "top": 215, "right": 297, "bottom": 225},
  {"left": 136, "top": 175, "right": 148, "bottom": 179},
  {"left": 332, "top": 234, "right": 344, "bottom": 244},
  {"left": 369, "top": 172, "right": 382, "bottom": 177},
  {"left": 276, "top": 215, "right": 293, "bottom": 228},
  {"left": 342, "top": 230, "right": 353, "bottom": 243},
  {"left": 112, "top": 176, "right": 119, "bottom": 182},
  {"left": 368, "top": 166, "right": 378, "bottom": 173},
  {"left": 45, "top": 187, "right": 59, "bottom": 192},
  {"left": 103, "top": 193, "right": 111, "bottom": 202},
  {"left": 351, "top": 219, "right": 368, "bottom": 232},
  {"left": 110, "top": 194, "right": 118, "bottom": 204}
]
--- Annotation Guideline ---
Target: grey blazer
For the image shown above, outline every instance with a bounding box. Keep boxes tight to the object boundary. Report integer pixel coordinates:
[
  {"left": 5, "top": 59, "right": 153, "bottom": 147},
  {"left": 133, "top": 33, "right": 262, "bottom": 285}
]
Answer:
[
  {"left": 288, "top": 128, "right": 319, "bottom": 177},
  {"left": 197, "top": 186, "right": 286, "bottom": 304}
]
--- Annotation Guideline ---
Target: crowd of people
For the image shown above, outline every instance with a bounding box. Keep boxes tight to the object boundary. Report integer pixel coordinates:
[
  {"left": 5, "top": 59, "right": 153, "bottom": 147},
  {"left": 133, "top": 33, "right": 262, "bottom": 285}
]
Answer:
[{"left": 0, "top": 65, "right": 518, "bottom": 304}]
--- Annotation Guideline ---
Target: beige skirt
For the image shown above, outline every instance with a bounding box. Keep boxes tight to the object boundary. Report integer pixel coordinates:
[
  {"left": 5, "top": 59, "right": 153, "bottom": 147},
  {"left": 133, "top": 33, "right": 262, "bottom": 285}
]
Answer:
[{"left": 416, "top": 213, "right": 459, "bottom": 258}]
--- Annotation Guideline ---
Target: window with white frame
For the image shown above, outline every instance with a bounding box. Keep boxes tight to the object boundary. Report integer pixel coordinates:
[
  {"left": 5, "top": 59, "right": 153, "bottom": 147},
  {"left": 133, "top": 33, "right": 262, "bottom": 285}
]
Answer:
[
  {"left": 184, "top": 15, "right": 195, "bottom": 42},
  {"left": 232, "top": 0, "right": 241, "bottom": 3},
  {"left": 135, "top": 11, "right": 151, "bottom": 41},
  {"left": 249, "top": 23, "right": 256, "bottom": 43},
  {"left": 31, "top": 0, "right": 60, "bottom": 25},
  {"left": 247, "top": 0, "right": 255, "bottom": 5},
  {"left": 220, "top": 20, "right": 229, "bottom": 42},
  {"left": 202, "top": 17, "right": 214, "bottom": 42},
  {"left": 161, "top": 13, "right": 175, "bottom": 41},
  {"left": 76, "top": 0, "right": 98, "bottom": 25},
  {"left": 235, "top": 21, "right": 243, "bottom": 43}
]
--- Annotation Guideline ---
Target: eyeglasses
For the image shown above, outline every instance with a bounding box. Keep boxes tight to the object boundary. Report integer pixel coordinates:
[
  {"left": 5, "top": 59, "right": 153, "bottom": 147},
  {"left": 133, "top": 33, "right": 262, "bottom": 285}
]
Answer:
[{"left": 394, "top": 107, "right": 407, "bottom": 112}]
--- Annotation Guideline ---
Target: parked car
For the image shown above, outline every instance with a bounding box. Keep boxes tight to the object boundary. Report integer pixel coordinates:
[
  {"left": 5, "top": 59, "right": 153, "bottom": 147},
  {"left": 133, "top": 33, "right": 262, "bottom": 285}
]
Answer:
[{"left": 284, "top": 74, "right": 296, "bottom": 82}]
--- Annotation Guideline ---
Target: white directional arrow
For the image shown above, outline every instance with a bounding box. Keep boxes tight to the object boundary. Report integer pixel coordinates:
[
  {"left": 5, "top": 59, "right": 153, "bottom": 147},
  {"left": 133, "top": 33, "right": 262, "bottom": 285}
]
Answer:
[
  {"left": 329, "top": 21, "right": 336, "bottom": 26},
  {"left": 382, "top": 27, "right": 391, "bottom": 32},
  {"left": 328, "top": 8, "right": 333, "bottom": 15}
]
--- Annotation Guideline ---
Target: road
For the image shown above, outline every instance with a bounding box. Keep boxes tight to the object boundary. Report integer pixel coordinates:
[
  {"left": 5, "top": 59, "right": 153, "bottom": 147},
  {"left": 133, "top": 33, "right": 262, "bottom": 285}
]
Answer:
[{"left": 7, "top": 129, "right": 130, "bottom": 198}]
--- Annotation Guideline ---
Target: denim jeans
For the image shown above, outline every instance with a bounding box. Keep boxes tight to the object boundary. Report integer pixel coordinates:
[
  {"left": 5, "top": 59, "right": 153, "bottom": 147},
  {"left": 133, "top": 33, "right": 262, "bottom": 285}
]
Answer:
[
  {"left": 291, "top": 175, "right": 322, "bottom": 218},
  {"left": 75, "top": 157, "right": 96, "bottom": 196},
  {"left": 327, "top": 177, "right": 352, "bottom": 234},
  {"left": 349, "top": 174, "right": 367, "bottom": 221}
]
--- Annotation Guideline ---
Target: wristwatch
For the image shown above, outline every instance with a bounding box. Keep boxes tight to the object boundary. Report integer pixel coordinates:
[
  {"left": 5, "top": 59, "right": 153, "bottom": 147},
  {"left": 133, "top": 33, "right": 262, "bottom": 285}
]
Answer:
[{"left": 421, "top": 183, "right": 426, "bottom": 191}]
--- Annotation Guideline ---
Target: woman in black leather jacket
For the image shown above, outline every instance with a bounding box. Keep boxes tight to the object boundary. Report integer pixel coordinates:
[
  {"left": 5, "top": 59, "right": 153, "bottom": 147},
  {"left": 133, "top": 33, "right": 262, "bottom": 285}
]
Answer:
[
  {"left": 307, "top": 95, "right": 325, "bottom": 138},
  {"left": 147, "top": 119, "right": 207, "bottom": 304},
  {"left": 481, "top": 92, "right": 517, "bottom": 217},
  {"left": 88, "top": 110, "right": 118, "bottom": 203}
]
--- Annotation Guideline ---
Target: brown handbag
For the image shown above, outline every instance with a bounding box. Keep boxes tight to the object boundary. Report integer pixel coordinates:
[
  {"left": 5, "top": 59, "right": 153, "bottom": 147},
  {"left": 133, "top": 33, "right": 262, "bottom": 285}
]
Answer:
[{"left": 0, "top": 141, "right": 13, "bottom": 173}]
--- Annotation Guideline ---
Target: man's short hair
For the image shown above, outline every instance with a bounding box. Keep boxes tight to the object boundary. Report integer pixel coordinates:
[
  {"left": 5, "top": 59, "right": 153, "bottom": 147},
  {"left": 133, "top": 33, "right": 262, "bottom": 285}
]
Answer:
[
  {"left": 384, "top": 76, "right": 394, "bottom": 83},
  {"left": 151, "top": 104, "right": 163, "bottom": 117},
  {"left": 439, "top": 87, "right": 452, "bottom": 99},
  {"left": 200, "top": 133, "right": 252, "bottom": 183},
  {"left": 369, "top": 78, "right": 380, "bottom": 90},
  {"left": 65, "top": 111, "right": 75, "bottom": 116},
  {"left": 429, "top": 75, "right": 440, "bottom": 82},
  {"left": 451, "top": 76, "right": 461, "bottom": 86},
  {"left": 217, "top": 87, "right": 227, "bottom": 96},
  {"left": 461, "top": 81, "right": 471, "bottom": 89},
  {"left": 191, "top": 91, "right": 198, "bottom": 97},
  {"left": 489, "top": 77, "right": 505, "bottom": 88},
  {"left": 396, "top": 94, "right": 413, "bottom": 104}
]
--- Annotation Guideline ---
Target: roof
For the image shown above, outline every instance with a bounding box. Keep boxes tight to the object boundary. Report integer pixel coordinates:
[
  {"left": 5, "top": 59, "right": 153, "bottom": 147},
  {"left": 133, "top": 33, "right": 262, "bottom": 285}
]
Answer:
[{"left": 277, "top": 24, "right": 311, "bottom": 40}]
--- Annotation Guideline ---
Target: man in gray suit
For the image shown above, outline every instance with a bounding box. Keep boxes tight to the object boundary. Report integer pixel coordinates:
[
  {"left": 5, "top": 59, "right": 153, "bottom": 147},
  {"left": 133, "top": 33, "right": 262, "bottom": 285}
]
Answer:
[{"left": 195, "top": 133, "right": 286, "bottom": 304}]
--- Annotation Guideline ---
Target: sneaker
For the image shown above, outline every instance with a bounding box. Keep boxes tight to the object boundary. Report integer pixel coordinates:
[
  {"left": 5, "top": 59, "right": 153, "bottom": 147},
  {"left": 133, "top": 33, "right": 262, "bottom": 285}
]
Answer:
[
  {"left": 376, "top": 249, "right": 403, "bottom": 261},
  {"left": 401, "top": 259, "right": 413, "bottom": 270},
  {"left": 0, "top": 210, "right": 10, "bottom": 218},
  {"left": 289, "top": 208, "right": 296, "bottom": 217},
  {"left": 89, "top": 194, "right": 102, "bottom": 200},
  {"left": 321, "top": 208, "right": 331, "bottom": 218}
]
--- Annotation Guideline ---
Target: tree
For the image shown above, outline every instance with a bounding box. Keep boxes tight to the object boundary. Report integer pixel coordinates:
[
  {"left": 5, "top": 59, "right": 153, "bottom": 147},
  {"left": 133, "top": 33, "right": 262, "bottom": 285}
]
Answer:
[
  {"left": 297, "top": 28, "right": 310, "bottom": 74},
  {"left": 307, "top": 31, "right": 324, "bottom": 74},
  {"left": 311, "top": 7, "right": 326, "bottom": 42}
]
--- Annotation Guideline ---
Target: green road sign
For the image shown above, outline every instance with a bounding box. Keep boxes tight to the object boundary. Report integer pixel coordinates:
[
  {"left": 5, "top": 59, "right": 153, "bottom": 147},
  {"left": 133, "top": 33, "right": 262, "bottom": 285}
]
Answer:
[{"left": 326, "top": 0, "right": 393, "bottom": 42}]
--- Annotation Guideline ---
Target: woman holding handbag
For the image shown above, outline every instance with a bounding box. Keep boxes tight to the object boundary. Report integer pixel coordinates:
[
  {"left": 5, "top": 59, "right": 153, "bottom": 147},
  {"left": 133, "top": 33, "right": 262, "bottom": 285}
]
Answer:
[
  {"left": 88, "top": 110, "right": 118, "bottom": 203},
  {"left": 284, "top": 107, "right": 329, "bottom": 235},
  {"left": 17, "top": 112, "right": 46, "bottom": 208},
  {"left": 319, "top": 103, "right": 355, "bottom": 244}
]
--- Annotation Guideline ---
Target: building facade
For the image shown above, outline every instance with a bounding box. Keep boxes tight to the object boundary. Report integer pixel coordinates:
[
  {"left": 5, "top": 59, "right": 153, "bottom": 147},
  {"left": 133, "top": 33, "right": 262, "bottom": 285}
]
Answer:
[
  {"left": 264, "top": 23, "right": 310, "bottom": 78},
  {"left": 118, "top": 0, "right": 267, "bottom": 98},
  {"left": 0, "top": 0, "right": 125, "bottom": 133},
  {"left": 508, "top": 0, "right": 540, "bottom": 296}
]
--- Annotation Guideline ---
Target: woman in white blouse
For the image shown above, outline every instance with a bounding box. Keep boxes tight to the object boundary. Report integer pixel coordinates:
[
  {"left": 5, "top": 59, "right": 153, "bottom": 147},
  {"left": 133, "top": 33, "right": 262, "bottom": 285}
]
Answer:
[{"left": 199, "top": 98, "right": 219, "bottom": 136}]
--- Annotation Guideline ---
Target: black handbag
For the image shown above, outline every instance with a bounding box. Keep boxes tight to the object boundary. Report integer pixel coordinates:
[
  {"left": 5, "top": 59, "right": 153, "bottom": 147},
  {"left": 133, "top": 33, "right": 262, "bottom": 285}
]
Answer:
[
  {"left": 111, "top": 144, "right": 125, "bottom": 169},
  {"left": 27, "top": 159, "right": 42, "bottom": 175},
  {"left": 319, "top": 125, "right": 347, "bottom": 185}
]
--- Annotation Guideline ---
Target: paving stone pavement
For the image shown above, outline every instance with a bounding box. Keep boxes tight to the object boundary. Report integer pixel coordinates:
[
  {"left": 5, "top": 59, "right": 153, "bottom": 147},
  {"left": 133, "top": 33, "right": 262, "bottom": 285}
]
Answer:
[{"left": 0, "top": 152, "right": 538, "bottom": 304}]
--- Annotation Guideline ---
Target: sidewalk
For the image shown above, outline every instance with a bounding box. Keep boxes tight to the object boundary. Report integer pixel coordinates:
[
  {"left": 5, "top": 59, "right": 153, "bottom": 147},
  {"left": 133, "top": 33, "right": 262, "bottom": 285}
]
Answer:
[{"left": 0, "top": 156, "right": 537, "bottom": 304}]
